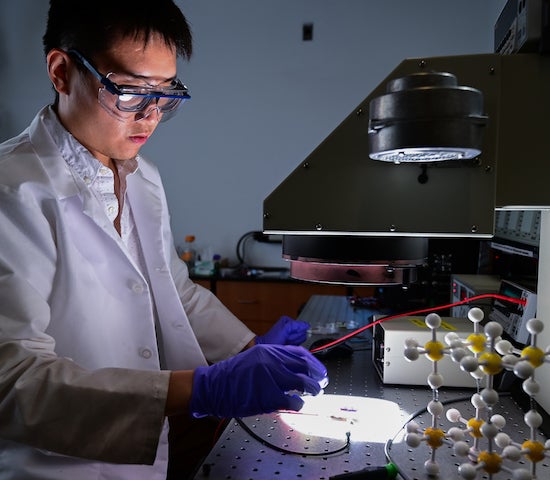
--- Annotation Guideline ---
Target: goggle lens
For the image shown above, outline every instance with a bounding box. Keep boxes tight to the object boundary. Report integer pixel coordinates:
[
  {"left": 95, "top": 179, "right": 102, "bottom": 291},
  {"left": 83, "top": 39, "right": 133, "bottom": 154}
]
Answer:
[
  {"left": 98, "top": 83, "right": 189, "bottom": 122},
  {"left": 115, "top": 93, "right": 182, "bottom": 112}
]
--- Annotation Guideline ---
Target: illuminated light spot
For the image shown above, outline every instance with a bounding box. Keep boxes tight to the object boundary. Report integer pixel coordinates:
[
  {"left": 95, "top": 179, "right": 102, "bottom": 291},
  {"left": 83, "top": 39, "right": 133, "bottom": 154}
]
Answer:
[
  {"left": 467, "top": 418, "right": 484, "bottom": 438},
  {"left": 467, "top": 333, "right": 486, "bottom": 353},
  {"left": 424, "top": 427, "right": 446, "bottom": 449},
  {"left": 477, "top": 450, "right": 502, "bottom": 474},
  {"left": 521, "top": 346, "right": 545, "bottom": 368},
  {"left": 522, "top": 439, "right": 545, "bottom": 462},
  {"left": 424, "top": 340, "right": 445, "bottom": 361},
  {"left": 479, "top": 352, "right": 503, "bottom": 375}
]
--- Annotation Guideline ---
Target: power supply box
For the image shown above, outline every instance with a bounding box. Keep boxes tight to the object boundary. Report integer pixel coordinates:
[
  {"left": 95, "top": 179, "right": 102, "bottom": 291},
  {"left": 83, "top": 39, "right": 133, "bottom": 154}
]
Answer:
[
  {"left": 489, "top": 279, "right": 537, "bottom": 345},
  {"left": 451, "top": 274, "right": 501, "bottom": 319},
  {"left": 373, "top": 316, "right": 478, "bottom": 388}
]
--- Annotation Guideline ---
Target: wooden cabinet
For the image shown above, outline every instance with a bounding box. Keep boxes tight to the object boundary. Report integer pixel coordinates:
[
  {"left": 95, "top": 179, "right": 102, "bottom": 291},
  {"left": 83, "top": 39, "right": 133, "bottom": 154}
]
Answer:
[
  {"left": 215, "top": 280, "right": 373, "bottom": 334},
  {"left": 193, "top": 278, "right": 213, "bottom": 290}
]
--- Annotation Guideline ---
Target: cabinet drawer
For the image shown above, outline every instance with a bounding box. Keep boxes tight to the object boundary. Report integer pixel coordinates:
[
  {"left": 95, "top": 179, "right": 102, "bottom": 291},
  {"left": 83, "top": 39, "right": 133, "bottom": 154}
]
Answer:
[{"left": 217, "top": 281, "right": 264, "bottom": 319}]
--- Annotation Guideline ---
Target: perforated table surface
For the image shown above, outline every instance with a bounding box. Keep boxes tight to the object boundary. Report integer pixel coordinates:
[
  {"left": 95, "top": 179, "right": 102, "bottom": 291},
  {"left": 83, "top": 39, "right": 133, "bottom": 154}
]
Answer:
[{"left": 193, "top": 296, "right": 549, "bottom": 480}]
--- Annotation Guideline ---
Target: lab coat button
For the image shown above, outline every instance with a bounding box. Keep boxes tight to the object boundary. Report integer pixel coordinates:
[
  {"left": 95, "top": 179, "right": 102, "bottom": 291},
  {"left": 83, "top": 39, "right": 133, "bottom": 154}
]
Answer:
[
  {"left": 131, "top": 283, "right": 145, "bottom": 294},
  {"left": 139, "top": 348, "right": 153, "bottom": 359}
]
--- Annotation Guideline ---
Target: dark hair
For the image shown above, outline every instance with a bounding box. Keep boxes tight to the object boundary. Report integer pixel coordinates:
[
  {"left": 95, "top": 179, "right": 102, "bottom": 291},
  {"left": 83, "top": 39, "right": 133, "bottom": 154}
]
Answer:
[{"left": 43, "top": 0, "right": 192, "bottom": 61}]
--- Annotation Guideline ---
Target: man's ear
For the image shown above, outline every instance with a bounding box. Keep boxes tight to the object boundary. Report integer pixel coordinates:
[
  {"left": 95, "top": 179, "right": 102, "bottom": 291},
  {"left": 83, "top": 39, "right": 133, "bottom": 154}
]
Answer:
[{"left": 46, "top": 48, "right": 72, "bottom": 95}]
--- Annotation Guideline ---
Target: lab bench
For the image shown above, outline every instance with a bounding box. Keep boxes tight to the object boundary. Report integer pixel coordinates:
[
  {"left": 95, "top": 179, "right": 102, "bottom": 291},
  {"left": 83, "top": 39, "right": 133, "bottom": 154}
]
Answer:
[{"left": 193, "top": 296, "right": 550, "bottom": 480}]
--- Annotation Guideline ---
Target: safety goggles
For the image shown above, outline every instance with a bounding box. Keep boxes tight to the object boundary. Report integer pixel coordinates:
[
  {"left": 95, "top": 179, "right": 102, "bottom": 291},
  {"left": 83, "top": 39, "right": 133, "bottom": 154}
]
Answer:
[{"left": 68, "top": 49, "right": 190, "bottom": 122}]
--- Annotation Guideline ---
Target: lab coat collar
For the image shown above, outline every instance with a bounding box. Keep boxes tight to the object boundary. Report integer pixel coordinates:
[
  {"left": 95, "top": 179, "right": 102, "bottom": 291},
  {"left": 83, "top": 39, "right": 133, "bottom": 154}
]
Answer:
[
  {"left": 28, "top": 106, "right": 164, "bottom": 197},
  {"left": 28, "top": 106, "right": 81, "bottom": 200}
]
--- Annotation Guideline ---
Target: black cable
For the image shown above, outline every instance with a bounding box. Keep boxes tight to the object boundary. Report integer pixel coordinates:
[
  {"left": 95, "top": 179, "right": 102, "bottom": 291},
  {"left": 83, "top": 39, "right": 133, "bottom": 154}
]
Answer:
[
  {"left": 235, "top": 417, "right": 351, "bottom": 457},
  {"left": 232, "top": 394, "right": 510, "bottom": 477},
  {"left": 235, "top": 230, "right": 260, "bottom": 266}
]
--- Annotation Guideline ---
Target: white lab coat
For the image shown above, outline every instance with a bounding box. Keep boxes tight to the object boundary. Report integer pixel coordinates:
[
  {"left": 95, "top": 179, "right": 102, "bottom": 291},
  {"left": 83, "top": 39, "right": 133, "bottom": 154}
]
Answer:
[{"left": 0, "top": 107, "right": 255, "bottom": 479}]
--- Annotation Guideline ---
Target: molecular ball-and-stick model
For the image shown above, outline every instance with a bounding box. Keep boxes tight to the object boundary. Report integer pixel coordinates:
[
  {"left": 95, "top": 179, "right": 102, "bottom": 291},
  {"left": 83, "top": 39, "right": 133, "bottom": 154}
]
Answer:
[{"left": 403, "top": 307, "right": 550, "bottom": 479}]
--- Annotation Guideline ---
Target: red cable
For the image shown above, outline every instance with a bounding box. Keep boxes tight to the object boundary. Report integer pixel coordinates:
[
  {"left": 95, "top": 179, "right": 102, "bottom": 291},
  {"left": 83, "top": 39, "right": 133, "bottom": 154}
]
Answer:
[{"left": 308, "top": 293, "right": 527, "bottom": 354}]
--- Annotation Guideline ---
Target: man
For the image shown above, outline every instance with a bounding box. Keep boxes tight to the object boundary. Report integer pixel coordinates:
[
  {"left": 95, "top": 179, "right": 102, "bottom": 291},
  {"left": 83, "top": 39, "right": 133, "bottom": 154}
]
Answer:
[{"left": 0, "top": 1, "right": 327, "bottom": 479}]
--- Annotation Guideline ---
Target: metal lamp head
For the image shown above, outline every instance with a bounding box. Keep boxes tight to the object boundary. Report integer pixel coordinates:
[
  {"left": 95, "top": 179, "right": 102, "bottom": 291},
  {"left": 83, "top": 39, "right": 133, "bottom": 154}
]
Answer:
[{"left": 368, "top": 71, "right": 487, "bottom": 164}]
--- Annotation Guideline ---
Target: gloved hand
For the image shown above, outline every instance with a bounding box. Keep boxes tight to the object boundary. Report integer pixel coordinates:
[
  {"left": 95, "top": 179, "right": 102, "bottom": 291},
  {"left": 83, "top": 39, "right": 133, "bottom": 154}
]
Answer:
[
  {"left": 190, "top": 344, "right": 328, "bottom": 419},
  {"left": 256, "top": 316, "right": 310, "bottom": 346}
]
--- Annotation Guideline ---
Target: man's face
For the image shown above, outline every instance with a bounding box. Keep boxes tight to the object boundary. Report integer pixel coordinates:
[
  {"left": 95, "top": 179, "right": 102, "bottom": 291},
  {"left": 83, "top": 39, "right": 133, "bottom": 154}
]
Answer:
[{"left": 58, "top": 34, "right": 179, "bottom": 165}]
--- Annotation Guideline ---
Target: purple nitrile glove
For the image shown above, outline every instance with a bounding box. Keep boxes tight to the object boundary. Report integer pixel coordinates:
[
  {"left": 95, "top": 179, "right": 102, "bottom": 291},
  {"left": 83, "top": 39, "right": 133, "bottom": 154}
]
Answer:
[
  {"left": 256, "top": 316, "right": 310, "bottom": 346},
  {"left": 190, "top": 344, "right": 328, "bottom": 419}
]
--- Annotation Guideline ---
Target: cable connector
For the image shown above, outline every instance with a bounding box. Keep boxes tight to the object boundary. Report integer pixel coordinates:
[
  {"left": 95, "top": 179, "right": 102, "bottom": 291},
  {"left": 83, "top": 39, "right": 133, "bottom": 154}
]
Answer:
[{"left": 329, "top": 462, "right": 398, "bottom": 479}]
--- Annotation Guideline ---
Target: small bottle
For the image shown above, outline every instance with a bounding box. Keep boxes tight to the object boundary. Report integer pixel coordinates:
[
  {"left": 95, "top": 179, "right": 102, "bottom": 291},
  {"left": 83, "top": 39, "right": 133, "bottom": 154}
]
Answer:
[
  {"left": 213, "top": 254, "right": 221, "bottom": 276},
  {"left": 181, "top": 235, "right": 196, "bottom": 271}
]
